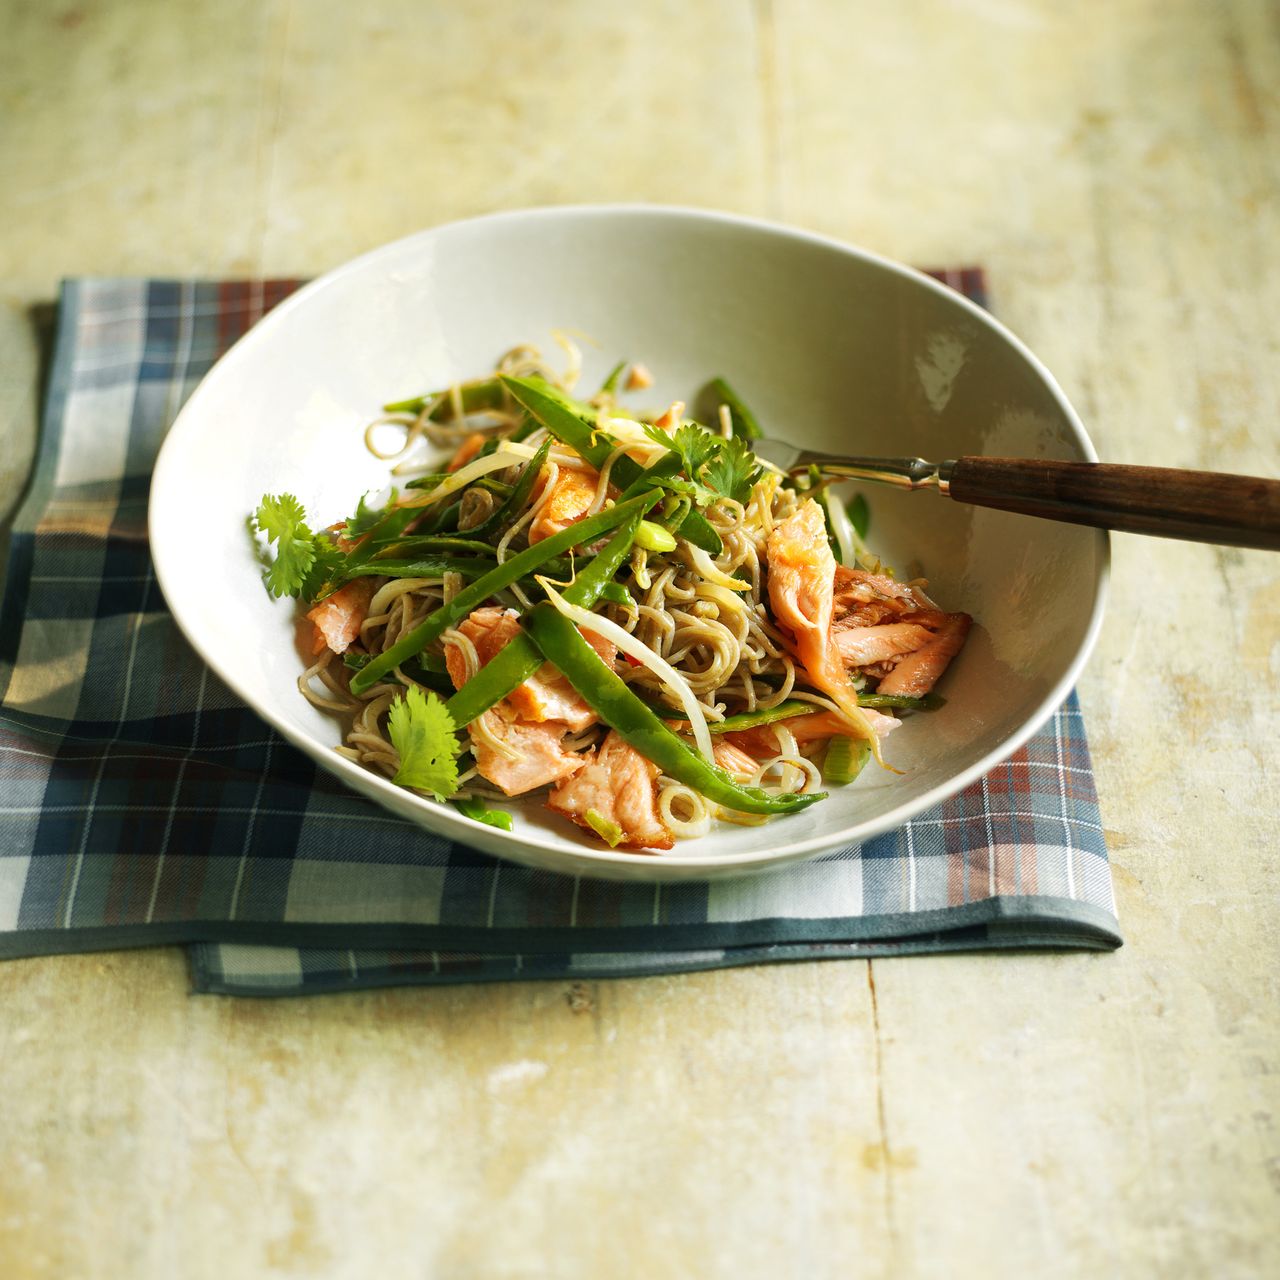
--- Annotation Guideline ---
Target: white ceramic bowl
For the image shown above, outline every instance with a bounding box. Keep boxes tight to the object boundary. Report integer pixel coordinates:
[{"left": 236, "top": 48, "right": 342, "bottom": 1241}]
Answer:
[{"left": 150, "top": 205, "right": 1107, "bottom": 881}]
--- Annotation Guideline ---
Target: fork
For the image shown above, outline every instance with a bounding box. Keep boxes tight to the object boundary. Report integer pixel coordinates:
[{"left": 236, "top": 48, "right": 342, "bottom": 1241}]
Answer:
[{"left": 750, "top": 442, "right": 1280, "bottom": 552}]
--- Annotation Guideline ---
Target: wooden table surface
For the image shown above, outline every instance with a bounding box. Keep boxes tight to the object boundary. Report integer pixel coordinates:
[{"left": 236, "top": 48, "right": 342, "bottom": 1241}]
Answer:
[{"left": 2, "top": 3, "right": 1277, "bottom": 1276}]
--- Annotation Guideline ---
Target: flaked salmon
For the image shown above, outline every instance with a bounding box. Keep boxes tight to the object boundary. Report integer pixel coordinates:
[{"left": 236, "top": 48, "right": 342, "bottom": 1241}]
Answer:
[
  {"left": 547, "top": 730, "right": 674, "bottom": 851},
  {"left": 444, "top": 607, "right": 613, "bottom": 733},
  {"left": 832, "top": 622, "right": 935, "bottom": 668},
  {"left": 713, "top": 739, "right": 761, "bottom": 778},
  {"left": 877, "top": 613, "right": 972, "bottom": 697},
  {"left": 831, "top": 566, "right": 971, "bottom": 696},
  {"left": 766, "top": 500, "right": 885, "bottom": 751},
  {"left": 470, "top": 711, "right": 585, "bottom": 795},
  {"left": 528, "top": 467, "right": 599, "bottom": 544},
  {"left": 307, "top": 579, "right": 377, "bottom": 656},
  {"left": 442, "top": 607, "right": 602, "bottom": 796}
]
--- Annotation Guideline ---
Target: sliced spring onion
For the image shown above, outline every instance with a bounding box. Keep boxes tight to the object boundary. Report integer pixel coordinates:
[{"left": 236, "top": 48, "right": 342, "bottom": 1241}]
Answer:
[
  {"left": 598, "top": 361, "right": 627, "bottom": 397},
  {"left": 585, "top": 809, "right": 624, "bottom": 847},
  {"left": 634, "top": 520, "right": 677, "bottom": 553},
  {"left": 822, "top": 736, "right": 871, "bottom": 785},
  {"left": 382, "top": 377, "right": 509, "bottom": 419}
]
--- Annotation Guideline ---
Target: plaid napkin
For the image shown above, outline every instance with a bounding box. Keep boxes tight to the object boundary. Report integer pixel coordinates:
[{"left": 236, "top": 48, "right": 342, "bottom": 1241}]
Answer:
[{"left": 0, "top": 275, "right": 1119, "bottom": 996}]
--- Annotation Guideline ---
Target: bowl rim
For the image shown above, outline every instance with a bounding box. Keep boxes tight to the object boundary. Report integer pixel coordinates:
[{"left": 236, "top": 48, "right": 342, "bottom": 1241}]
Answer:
[{"left": 150, "top": 202, "right": 1109, "bottom": 874}]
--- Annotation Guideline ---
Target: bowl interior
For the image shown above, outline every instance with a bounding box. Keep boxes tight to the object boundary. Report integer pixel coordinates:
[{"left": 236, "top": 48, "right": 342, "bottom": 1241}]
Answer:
[{"left": 150, "top": 207, "right": 1105, "bottom": 880}]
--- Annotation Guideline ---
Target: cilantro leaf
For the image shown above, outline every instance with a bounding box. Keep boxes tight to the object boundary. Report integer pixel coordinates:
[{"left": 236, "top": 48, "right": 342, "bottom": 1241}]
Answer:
[
  {"left": 643, "top": 421, "right": 721, "bottom": 478},
  {"left": 255, "top": 493, "right": 317, "bottom": 598},
  {"left": 300, "top": 534, "right": 348, "bottom": 601},
  {"left": 701, "top": 435, "right": 763, "bottom": 504},
  {"left": 345, "top": 489, "right": 397, "bottom": 540},
  {"left": 387, "top": 686, "right": 461, "bottom": 800},
  {"left": 671, "top": 424, "right": 722, "bottom": 474}
]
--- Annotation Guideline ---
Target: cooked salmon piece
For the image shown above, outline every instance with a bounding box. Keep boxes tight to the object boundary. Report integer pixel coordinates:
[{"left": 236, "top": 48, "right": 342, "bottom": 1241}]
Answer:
[
  {"left": 725, "top": 708, "right": 899, "bottom": 759},
  {"left": 877, "top": 613, "right": 972, "bottom": 698},
  {"left": 443, "top": 607, "right": 612, "bottom": 733},
  {"left": 528, "top": 467, "right": 599, "bottom": 544},
  {"left": 507, "top": 630, "right": 615, "bottom": 730},
  {"left": 832, "top": 565, "right": 928, "bottom": 619},
  {"left": 446, "top": 432, "right": 488, "bottom": 473},
  {"left": 470, "top": 711, "right": 586, "bottom": 796},
  {"left": 307, "top": 579, "right": 377, "bottom": 656},
  {"left": 651, "top": 401, "right": 685, "bottom": 432},
  {"left": 766, "top": 500, "right": 883, "bottom": 750},
  {"left": 713, "top": 740, "right": 761, "bottom": 779},
  {"left": 832, "top": 622, "right": 936, "bottom": 668},
  {"left": 547, "top": 730, "right": 674, "bottom": 850},
  {"left": 830, "top": 565, "right": 971, "bottom": 696},
  {"left": 443, "top": 607, "right": 524, "bottom": 687}
]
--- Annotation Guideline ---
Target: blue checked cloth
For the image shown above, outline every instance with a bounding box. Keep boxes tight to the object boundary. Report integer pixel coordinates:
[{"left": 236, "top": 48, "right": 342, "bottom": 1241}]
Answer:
[{"left": 0, "top": 277, "right": 1119, "bottom": 996}]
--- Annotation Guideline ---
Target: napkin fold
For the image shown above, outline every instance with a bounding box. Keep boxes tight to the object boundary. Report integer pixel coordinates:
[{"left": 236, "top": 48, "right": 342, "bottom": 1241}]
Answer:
[{"left": 0, "top": 276, "right": 1119, "bottom": 996}]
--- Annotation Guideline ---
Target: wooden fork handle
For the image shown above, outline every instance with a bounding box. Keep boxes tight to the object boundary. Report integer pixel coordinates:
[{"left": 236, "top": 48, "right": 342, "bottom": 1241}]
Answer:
[{"left": 945, "top": 457, "right": 1280, "bottom": 550}]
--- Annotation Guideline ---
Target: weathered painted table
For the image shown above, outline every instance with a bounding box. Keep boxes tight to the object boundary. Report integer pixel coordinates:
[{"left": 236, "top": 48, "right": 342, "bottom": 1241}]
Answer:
[{"left": 1, "top": 3, "right": 1276, "bottom": 1275}]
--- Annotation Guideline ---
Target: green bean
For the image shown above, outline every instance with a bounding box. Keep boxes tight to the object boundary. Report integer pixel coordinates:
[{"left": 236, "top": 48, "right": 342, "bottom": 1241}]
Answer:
[
  {"left": 523, "top": 608, "right": 825, "bottom": 815},
  {"left": 351, "top": 491, "right": 660, "bottom": 696},
  {"left": 706, "top": 376, "right": 763, "bottom": 440},
  {"left": 371, "top": 537, "right": 498, "bottom": 559},
  {"left": 644, "top": 697, "right": 813, "bottom": 731},
  {"left": 344, "top": 557, "right": 499, "bottom": 581},
  {"left": 856, "top": 691, "right": 944, "bottom": 711},
  {"left": 444, "top": 515, "right": 647, "bottom": 727},
  {"left": 383, "top": 378, "right": 508, "bottom": 418}
]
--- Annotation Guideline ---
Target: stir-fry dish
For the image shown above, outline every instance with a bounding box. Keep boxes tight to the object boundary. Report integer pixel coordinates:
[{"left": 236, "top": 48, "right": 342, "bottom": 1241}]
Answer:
[{"left": 252, "top": 344, "right": 971, "bottom": 851}]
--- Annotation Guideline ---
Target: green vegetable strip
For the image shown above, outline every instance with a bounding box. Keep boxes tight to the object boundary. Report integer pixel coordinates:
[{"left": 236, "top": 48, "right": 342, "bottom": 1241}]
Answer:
[
  {"left": 645, "top": 693, "right": 941, "bottom": 728},
  {"left": 464, "top": 438, "right": 551, "bottom": 540},
  {"left": 372, "top": 536, "right": 498, "bottom": 558},
  {"left": 454, "top": 795, "right": 514, "bottom": 831},
  {"left": 383, "top": 378, "right": 508, "bottom": 418},
  {"left": 856, "top": 691, "right": 944, "bottom": 711},
  {"left": 444, "top": 516, "right": 646, "bottom": 727},
  {"left": 344, "top": 557, "right": 500, "bottom": 581},
  {"left": 523, "top": 607, "right": 825, "bottom": 815},
  {"left": 351, "top": 492, "right": 658, "bottom": 695},
  {"left": 616, "top": 450, "right": 682, "bottom": 499},
  {"left": 365, "top": 503, "right": 427, "bottom": 545},
  {"left": 643, "top": 697, "right": 812, "bottom": 730},
  {"left": 707, "top": 376, "right": 763, "bottom": 440},
  {"left": 595, "top": 582, "right": 634, "bottom": 608},
  {"left": 500, "top": 375, "right": 723, "bottom": 555},
  {"left": 599, "top": 360, "right": 627, "bottom": 396}
]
